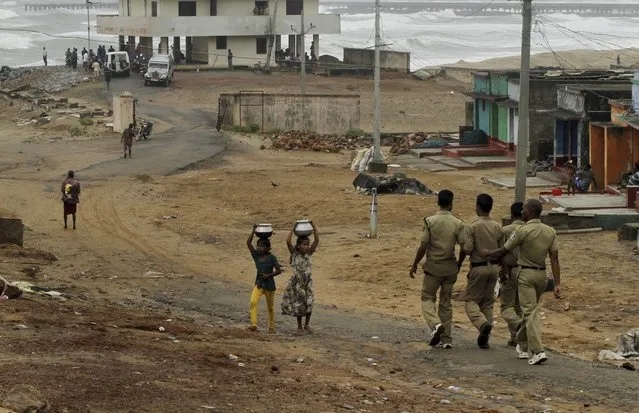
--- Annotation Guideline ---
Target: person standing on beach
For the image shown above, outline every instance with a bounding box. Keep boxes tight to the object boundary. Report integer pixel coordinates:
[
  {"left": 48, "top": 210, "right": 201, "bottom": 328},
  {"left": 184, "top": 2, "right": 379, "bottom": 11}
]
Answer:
[
  {"left": 65, "top": 48, "right": 71, "bottom": 68},
  {"left": 227, "top": 49, "right": 233, "bottom": 70},
  {"left": 42, "top": 47, "right": 48, "bottom": 67},
  {"left": 71, "top": 48, "right": 78, "bottom": 70},
  {"left": 61, "top": 170, "right": 80, "bottom": 230},
  {"left": 121, "top": 123, "right": 134, "bottom": 159},
  {"left": 409, "top": 190, "right": 465, "bottom": 349},
  {"left": 457, "top": 194, "right": 502, "bottom": 350}
]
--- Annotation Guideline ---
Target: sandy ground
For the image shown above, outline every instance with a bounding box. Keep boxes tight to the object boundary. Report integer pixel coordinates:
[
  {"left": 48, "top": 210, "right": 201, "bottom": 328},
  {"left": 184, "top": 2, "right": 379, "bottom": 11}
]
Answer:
[
  {"left": 441, "top": 48, "right": 639, "bottom": 70},
  {"left": 0, "top": 62, "right": 638, "bottom": 412}
]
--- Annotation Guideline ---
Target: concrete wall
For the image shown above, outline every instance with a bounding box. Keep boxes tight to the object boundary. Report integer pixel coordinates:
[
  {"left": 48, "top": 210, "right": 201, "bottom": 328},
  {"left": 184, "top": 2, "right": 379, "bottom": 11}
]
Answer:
[
  {"left": 497, "top": 106, "right": 508, "bottom": 142},
  {"left": 508, "top": 80, "right": 520, "bottom": 101},
  {"left": 557, "top": 88, "right": 585, "bottom": 113},
  {"left": 475, "top": 99, "right": 490, "bottom": 133},
  {"left": 343, "top": 48, "right": 410, "bottom": 73},
  {"left": 221, "top": 93, "right": 360, "bottom": 135}
]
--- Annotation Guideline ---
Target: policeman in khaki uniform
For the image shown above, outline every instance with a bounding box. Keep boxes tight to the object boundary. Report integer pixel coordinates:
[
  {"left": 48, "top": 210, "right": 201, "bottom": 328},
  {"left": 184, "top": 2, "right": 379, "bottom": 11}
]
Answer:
[
  {"left": 500, "top": 202, "right": 525, "bottom": 347},
  {"left": 458, "top": 194, "right": 503, "bottom": 349},
  {"left": 410, "top": 190, "right": 465, "bottom": 349},
  {"left": 483, "top": 199, "right": 562, "bottom": 366}
]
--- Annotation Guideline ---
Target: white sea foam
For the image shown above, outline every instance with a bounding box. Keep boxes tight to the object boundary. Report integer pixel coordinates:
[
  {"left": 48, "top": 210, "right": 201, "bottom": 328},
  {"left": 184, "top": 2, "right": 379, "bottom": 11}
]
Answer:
[
  {"left": 0, "top": 7, "right": 18, "bottom": 19},
  {"left": 0, "top": 32, "right": 35, "bottom": 50}
]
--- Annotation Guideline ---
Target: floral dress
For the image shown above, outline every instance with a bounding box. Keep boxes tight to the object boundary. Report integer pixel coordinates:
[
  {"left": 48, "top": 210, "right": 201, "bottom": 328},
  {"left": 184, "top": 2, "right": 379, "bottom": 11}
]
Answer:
[{"left": 281, "top": 251, "right": 314, "bottom": 317}]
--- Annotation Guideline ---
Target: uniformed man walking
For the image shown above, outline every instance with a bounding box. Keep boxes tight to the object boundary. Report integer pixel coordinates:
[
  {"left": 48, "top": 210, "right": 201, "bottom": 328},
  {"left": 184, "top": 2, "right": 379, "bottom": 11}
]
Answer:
[
  {"left": 482, "top": 199, "right": 562, "bottom": 365},
  {"left": 458, "top": 194, "right": 502, "bottom": 349},
  {"left": 410, "top": 190, "right": 465, "bottom": 349},
  {"left": 500, "top": 202, "right": 525, "bottom": 349}
]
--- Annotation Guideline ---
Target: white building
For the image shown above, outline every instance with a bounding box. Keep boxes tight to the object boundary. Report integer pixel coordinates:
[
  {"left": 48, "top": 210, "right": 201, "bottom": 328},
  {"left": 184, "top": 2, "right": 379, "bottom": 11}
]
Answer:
[{"left": 97, "top": 0, "right": 341, "bottom": 68}]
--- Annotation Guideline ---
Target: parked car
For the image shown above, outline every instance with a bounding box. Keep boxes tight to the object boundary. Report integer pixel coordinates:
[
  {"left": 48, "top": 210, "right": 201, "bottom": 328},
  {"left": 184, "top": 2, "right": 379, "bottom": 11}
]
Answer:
[
  {"left": 144, "top": 54, "right": 175, "bottom": 87},
  {"left": 105, "top": 51, "right": 131, "bottom": 76}
]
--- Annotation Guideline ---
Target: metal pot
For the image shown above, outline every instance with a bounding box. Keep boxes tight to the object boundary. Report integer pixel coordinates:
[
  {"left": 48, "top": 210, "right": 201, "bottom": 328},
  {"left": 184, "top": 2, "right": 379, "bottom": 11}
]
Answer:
[
  {"left": 294, "top": 220, "right": 313, "bottom": 237},
  {"left": 255, "top": 224, "right": 273, "bottom": 238}
]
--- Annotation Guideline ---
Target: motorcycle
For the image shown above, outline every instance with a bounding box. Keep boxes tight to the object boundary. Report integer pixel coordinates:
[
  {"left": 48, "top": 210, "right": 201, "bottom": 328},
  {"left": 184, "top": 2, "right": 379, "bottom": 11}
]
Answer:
[
  {"left": 132, "top": 54, "right": 146, "bottom": 74},
  {"left": 135, "top": 120, "right": 154, "bottom": 141}
]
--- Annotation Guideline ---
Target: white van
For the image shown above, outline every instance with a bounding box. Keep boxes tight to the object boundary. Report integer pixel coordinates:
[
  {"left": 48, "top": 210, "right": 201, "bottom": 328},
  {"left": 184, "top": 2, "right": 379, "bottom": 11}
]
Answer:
[
  {"left": 106, "top": 51, "right": 131, "bottom": 76},
  {"left": 144, "top": 54, "right": 175, "bottom": 87}
]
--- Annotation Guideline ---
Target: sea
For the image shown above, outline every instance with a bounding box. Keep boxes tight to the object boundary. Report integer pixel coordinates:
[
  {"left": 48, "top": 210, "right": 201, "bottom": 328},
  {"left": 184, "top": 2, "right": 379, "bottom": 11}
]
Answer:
[{"left": 1, "top": 0, "right": 639, "bottom": 69}]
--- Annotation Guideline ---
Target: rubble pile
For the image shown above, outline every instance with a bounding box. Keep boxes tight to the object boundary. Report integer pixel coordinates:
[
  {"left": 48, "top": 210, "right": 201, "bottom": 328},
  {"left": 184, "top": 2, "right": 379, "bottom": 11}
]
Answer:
[
  {"left": 390, "top": 132, "right": 451, "bottom": 155},
  {"left": 0, "top": 66, "right": 88, "bottom": 94},
  {"left": 353, "top": 172, "right": 435, "bottom": 196},
  {"left": 268, "top": 131, "right": 372, "bottom": 153}
]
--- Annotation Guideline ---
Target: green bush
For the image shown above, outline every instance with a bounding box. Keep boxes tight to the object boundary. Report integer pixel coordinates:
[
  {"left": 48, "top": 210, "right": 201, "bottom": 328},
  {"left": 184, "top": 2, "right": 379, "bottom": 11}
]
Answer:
[
  {"left": 231, "top": 123, "right": 261, "bottom": 133},
  {"left": 78, "top": 117, "right": 94, "bottom": 126},
  {"left": 69, "top": 126, "right": 83, "bottom": 137}
]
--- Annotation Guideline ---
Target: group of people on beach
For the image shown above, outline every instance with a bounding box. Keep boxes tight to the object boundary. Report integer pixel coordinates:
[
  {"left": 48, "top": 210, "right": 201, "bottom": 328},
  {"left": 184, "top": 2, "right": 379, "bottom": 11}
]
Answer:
[
  {"left": 56, "top": 45, "right": 116, "bottom": 79},
  {"left": 246, "top": 222, "right": 319, "bottom": 334},
  {"left": 409, "top": 190, "right": 562, "bottom": 366}
]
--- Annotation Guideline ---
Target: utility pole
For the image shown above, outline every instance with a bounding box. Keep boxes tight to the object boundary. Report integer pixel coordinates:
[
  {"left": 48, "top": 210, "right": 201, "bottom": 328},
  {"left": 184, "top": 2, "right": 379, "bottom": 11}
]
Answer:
[
  {"left": 300, "top": 8, "right": 306, "bottom": 94},
  {"left": 368, "top": 0, "right": 387, "bottom": 173},
  {"left": 290, "top": 9, "right": 314, "bottom": 95},
  {"left": 264, "top": 0, "right": 279, "bottom": 74},
  {"left": 86, "top": 0, "right": 92, "bottom": 52},
  {"left": 515, "top": 0, "right": 532, "bottom": 202}
]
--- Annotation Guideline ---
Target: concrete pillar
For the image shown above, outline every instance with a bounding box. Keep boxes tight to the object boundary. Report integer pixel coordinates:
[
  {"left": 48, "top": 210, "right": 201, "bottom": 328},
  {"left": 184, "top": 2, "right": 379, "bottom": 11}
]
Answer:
[
  {"left": 288, "top": 35, "right": 296, "bottom": 56},
  {"left": 113, "top": 91, "right": 135, "bottom": 134},
  {"left": 159, "top": 37, "right": 169, "bottom": 54},
  {"left": 296, "top": 35, "right": 303, "bottom": 58},
  {"left": 118, "top": 35, "right": 126, "bottom": 51},
  {"left": 139, "top": 36, "right": 153, "bottom": 57},
  {"left": 186, "top": 37, "right": 193, "bottom": 63},
  {"left": 173, "top": 36, "right": 181, "bottom": 63},
  {"left": 312, "top": 34, "right": 319, "bottom": 57},
  {"left": 127, "top": 36, "right": 135, "bottom": 55}
]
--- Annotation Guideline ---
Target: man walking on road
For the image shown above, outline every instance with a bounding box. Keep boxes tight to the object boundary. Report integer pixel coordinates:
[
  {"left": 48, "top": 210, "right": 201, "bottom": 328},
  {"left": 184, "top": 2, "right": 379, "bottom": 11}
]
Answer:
[
  {"left": 121, "top": 123, "right": 134, "bottom": 159},
  {"left": 500, "top": 202, "right": 525, "bottom": 348},
  {"left": 42, "top": 47, "right": 48, "bottom": 67},
  {"left": 457, "top": 194, "right": 502, "bottom": 349},
  {"left": 482, "top": 199, "right": 562, "bottom": 366},
  {"left": 61, "top": 170, "right": 80, "bottom": 230},
  {"left": 104, "top": 65, "right": 112, "bottom": 89},
  {"left": 410, "top": 190, "right": 465, "bottom": 349},
  {"left": 228, "top": 49, "right": 233, "bottom": 70}
]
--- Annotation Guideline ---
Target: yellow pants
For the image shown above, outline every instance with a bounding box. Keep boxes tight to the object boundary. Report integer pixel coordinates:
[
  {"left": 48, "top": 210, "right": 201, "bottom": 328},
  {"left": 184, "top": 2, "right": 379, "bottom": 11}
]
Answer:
[{"left": 249, "top": 286, "right": 275, "bottom": 330}]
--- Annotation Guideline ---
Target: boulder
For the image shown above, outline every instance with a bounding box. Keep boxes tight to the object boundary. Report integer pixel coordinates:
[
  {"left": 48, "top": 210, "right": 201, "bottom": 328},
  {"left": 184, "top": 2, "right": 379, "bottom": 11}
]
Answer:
[
  {"left": 0, "top": 218, "right": 24, "bottom": 247},
  {"left": 2, "top": 385, "right": 50, "bottom": 413}
]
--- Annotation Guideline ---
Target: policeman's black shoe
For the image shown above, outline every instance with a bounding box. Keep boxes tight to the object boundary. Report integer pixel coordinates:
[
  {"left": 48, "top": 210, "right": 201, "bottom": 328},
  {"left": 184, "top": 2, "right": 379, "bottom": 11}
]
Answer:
[
  {"left": 429, "top": 323, "right": 445, "bottom": 346},
  {"left": 477, "top": 322, "right": 493, "bottom": 349}
]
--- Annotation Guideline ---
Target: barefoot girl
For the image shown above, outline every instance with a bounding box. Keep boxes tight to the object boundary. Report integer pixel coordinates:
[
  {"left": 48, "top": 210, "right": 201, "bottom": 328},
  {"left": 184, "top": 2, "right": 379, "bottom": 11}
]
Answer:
[{"left": 282, "top": 221, "right": 319, "bottom": 332}]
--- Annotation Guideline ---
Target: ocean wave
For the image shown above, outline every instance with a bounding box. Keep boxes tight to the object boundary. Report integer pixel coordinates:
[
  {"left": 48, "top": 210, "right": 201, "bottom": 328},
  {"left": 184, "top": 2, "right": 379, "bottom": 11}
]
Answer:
[
  {"left": 0, "top": 7, "right": 18, "bottom": 19},
  {"left": 0, "top": 32, "right": 34, "bottom": 49}
]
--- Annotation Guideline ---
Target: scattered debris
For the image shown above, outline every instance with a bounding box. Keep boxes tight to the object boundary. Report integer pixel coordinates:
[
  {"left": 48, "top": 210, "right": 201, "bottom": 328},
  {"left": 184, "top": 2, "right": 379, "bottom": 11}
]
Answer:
[
  {"left": 228, "top": 354, "right": 239, "bottom": 361},
  {"left": 237, "top": 362, "right": 246, "bottom": 367},
  {"left": 350, "top": 146, "right": 386, "bottom": 173},
  {"left": 390, "top": 132, "right": 451, "bottom": 155},
  {"left": 440, "top": 399, "right": 451, "bottom": 404},
  {"left": 163, "top": 215, "right": 177, "bottom": 220},
  {"left": 599, "top": 328, "right": 639, "bottom": 362},
  {"left": 295, "top": 357, "right": 305, "bottom": 363},
  {"left": 12, "top": 281, "right": 66, "bottom": 300},
  {"left": 353, "top": 172, "right": 435, "bottom": 196},
  {"left": 268, "top": 131, "right": 371, "bottom": 153},
  {"left": 270, "top": 366, "right": 280, "bottom": 372},
  {"left": 622, "top": 362, "right": 636, "bottom": 371},
  {"left": 340, "top": 404, "right": 355, "bottom": 410},
  {"left": 159, "top": 326, "right": 166, "bottom": 332}
]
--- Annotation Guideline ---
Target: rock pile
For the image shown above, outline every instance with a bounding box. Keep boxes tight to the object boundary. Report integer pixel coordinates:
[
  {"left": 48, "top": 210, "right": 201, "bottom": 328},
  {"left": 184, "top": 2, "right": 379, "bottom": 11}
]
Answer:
[
  {"left": 268, "top": 131, "right": 372, "bottom": 153},
  {"left": 0, "top": 66, "right": 87, "bottom": 94},
  {"left": 390, "top": 132, "right": 452, "bottom": 155}
]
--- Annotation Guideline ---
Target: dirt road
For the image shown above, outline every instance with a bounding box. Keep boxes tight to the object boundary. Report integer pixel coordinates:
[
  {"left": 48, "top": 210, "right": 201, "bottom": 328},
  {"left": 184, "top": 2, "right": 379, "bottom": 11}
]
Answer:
[{"left": 0, "top": 69, "right": 638, "bottom": 413}]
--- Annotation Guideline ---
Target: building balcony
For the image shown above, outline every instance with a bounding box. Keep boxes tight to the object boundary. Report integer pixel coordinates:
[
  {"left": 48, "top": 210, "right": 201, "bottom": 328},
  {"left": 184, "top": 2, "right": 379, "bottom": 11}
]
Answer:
[{"left": 97, "top": 14, "right": 341, "bottom": 37}]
